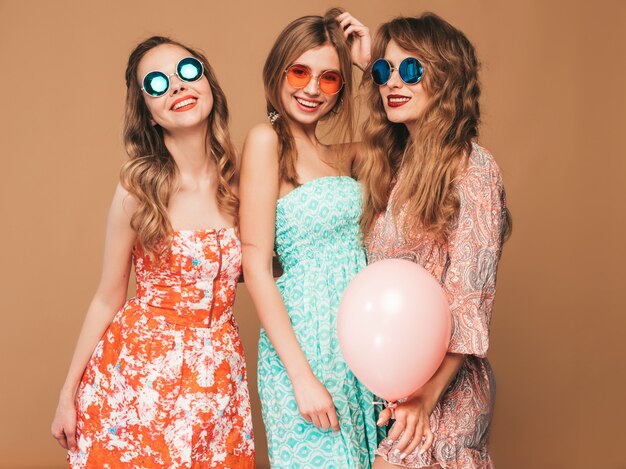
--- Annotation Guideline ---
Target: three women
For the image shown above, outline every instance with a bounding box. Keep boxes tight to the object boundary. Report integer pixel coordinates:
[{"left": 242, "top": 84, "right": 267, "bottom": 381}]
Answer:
[{"left": 53, "top": 10, "right": 508, "bottom": 469}]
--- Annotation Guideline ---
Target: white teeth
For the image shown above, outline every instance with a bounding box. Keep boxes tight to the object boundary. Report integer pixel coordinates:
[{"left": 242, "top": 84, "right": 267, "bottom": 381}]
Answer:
[
  {"left": 295, "top": 97, "right": 321, "bottom": 108},
  {"left": 172, "top": 98, "right": 196, "bottom": 110},
  {"left": 388, "top": 97, "right": 410, "bottom": 103}
]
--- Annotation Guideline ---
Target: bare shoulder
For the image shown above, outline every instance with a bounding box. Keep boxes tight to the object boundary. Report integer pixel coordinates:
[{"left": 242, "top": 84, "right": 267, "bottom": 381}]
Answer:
[
  {"left": 241, "top": 123, "right": 280, "bottom": 182},
  {"left": 112, "top": 182, "right": 140, "bottom": 214},
  {"left": 244, "top": 123, "right": 279, "bottom": 148},
  {"left": 240, "top": 124, "right": 280, "bottom": 199},
  {"left": 102, "top": 183, "right": 138, "bottom": 249}
]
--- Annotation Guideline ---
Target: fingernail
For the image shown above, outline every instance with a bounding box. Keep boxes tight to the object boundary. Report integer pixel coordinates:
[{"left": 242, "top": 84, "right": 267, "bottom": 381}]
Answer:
[
  {"left": 386, "top": 438, "right": 395, "bottom": 444},
  {"left": 400, "top": 453, "right": 407, "bottom": 460},
  {"left": 419, "top": 448, "right": 425, "bottom": 455},
  {"left": 392, "top": 449, "right": 400, "bottom": 456},
  {"left": 376, "top": 418, "right": 383, "bottom": 425}
]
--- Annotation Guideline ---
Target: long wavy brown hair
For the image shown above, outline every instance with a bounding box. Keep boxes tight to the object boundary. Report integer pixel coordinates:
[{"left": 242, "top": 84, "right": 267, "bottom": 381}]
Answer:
[
  {"left": 263, "top": 8, "right": 355, "bottom": 186},
  {"left": 360, "top": 13, "right": 511, "bottom": 242},
  {"left": 121, "top": 36, "right": 239, "bottom": 258}
]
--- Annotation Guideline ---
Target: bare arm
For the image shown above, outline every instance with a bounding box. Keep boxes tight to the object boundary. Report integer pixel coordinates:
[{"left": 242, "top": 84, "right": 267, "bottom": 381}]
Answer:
[
  {"left": 335, "top": 11, "right": 371, "bottom": 175},
  {"left": 337, "top": 11, "right": 371, "bottom": 71},
  {"left": 239, "top": 123, "right": 339, "bottom": 431},
  {"left": 240, "top": 124, "right": 310, "bottom": 381},
  {"left": 51, "top": 183, "right": 138, "bottom": 451},
  {"left": 410, "top": 353, "right": 466, "bottom": 413}
]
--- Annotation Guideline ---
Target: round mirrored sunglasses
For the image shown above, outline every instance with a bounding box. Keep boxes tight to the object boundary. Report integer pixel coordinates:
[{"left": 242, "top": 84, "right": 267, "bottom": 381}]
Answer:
[
  {"left": 371, "top": 57, "right": 424, "bottom": 86},
  {"left": 142, "top": 57, "right": 204, "bottom": 97}
]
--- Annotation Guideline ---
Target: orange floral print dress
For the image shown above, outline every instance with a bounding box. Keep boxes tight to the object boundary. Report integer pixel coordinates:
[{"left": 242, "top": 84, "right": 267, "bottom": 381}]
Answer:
[
  {"left": 367, "top": 144, "right": 507, "bottom": 469},
  {"left": 70, "top": 227, "right": 255, "bottom": 468}
]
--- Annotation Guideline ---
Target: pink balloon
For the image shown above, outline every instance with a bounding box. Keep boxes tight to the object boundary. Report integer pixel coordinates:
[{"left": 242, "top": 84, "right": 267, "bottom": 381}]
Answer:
[{"left": 338, "top": 259, "right": 451, "bottom": 402}]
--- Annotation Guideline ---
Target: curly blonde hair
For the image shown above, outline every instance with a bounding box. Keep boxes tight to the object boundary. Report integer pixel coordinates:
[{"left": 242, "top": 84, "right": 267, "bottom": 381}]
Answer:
[
  {"left": 360, "top": 14, "right": 510, "bottom": 241},
  {"left": 120, "top": 36, "right": 238, "bottom": 258}
]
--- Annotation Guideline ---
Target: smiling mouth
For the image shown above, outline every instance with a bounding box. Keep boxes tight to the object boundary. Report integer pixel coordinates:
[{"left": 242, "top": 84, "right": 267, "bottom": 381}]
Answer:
[
  {"left": 172, "top": 97, "right": 198, "bottom": 112},
  {"left": 387, "top": 96, "right": 411, "bottom": 108},
  {"left": 294, "top": 97, "right": 321, "bottom": 111}
]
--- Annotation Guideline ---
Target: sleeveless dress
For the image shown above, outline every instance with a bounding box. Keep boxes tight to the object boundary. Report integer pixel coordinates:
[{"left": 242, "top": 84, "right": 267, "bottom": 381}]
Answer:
[
  {"left": 257, "top": 176, "right": 382, "bottom": 468},
  {"left": 367, "top": 144, "right": 506, "bottom": 469},
  {"left": 70, "top": 227, "right": 255, "bottom": 468}
]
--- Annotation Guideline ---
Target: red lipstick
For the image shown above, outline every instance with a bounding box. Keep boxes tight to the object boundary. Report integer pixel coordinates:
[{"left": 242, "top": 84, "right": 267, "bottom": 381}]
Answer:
[
  {"left": 171, "top": 95, "right": 198, "bottom": 112},
  {"left": 387, "top": 94, "right": 411, "bottom": 108}
]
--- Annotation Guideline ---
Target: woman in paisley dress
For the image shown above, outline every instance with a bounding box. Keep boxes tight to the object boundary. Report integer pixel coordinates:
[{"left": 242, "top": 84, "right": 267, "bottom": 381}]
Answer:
[
  {"left": 359, "top": 14, "right": 512, "bottom": 469},
  {"left": 50, "top": 36, "right": 254, "bottom": 468},
  {"left": 239, "top": 9, "right": 382, "bottom": 469}
]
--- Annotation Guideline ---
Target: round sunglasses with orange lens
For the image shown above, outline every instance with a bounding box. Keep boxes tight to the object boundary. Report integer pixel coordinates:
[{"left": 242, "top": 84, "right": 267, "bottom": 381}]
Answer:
[{"left": 284, "top": 64, "right": 344, "bottom": 95}]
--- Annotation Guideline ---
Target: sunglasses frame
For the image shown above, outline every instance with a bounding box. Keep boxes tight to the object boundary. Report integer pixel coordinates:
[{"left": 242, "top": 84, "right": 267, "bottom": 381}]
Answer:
[
  {"left": 284, "top": 63, "right": 345, "bottom": 96},
  {"left": 371, "top": 57, "right": 424, "bottom": 86},
  {"left": 141, "top": 57, "right": 205, "bottom": 97}
]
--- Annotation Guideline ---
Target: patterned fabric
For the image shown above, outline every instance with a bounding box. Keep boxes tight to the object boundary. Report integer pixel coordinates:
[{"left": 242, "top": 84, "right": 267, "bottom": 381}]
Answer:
[
  {"left": 258, "top": 176, "right": 383, "bottom": 469},
  {"left": 367, "top": 144, "right": 506, "bottom": 469},
  {"left": 71, "top": 228, "right": 255, "bottom": 468}
]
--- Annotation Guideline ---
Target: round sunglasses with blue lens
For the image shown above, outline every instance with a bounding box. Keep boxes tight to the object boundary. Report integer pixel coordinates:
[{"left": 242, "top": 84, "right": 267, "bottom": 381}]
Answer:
[
  {"left": 371, "top": 57, "right": 424, "bottom": 86},
  {"left": 141, "top": 57, "right": 204, "bottom": 97}
]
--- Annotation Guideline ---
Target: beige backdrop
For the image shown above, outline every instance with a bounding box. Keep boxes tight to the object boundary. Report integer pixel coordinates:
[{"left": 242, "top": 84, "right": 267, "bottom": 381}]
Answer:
[{"left": 1, "top": 0, "right": 625, "bottom": 468}]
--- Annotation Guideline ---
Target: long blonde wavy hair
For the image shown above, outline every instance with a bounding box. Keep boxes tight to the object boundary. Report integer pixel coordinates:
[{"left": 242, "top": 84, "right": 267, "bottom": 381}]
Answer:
[
  {"left": 360, "top": 13, "right": 511, "bottom": 242},
  {"left": 121, "top": 36, "right": 239, "bottom": 258},
  {"left": 263, "top": 8, "right": 355, "bottom": 186}
]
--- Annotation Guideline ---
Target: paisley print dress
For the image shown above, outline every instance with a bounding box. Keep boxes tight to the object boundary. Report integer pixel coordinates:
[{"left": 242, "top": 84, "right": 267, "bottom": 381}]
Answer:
[
  {"left": 70, "top": 228, "right": 255, "bottom": 468},
  {"left": 367, "top": 144, "right": 507, "bottom": 469}
]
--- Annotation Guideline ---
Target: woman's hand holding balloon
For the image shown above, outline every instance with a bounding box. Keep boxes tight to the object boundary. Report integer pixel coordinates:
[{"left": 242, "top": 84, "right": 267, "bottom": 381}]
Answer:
[{"left": 378, "top": 395, "right": 435, "bottom": 460}]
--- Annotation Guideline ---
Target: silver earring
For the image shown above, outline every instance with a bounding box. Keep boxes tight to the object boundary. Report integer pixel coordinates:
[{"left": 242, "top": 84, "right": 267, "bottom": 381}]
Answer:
[{"left": 268, "top": 111, "right": 280, "bottom": 125}]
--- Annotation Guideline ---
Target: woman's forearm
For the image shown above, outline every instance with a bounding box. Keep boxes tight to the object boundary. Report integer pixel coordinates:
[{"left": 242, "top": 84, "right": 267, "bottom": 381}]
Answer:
[
  {"left": 243, "top": 268, "right": 314, "bottom": 383},
  {"left": 411, "top": 352, "right": 466, "bottom": 413},
  {"left": 59, "top": 295, "right": 125, "bottom": 401}
]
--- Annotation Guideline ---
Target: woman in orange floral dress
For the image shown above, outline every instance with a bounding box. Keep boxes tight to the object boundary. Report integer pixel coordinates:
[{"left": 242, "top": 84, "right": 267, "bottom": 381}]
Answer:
[
  {"left": 359, "top": 14, "right": 511, "bottom": 469},
  {"left": 51, "top": 36, "right": 254, "bottom": 468}
]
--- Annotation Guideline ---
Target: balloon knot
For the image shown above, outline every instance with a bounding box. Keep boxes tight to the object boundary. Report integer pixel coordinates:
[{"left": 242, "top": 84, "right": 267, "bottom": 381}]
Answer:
[
  {"left": 373, "top": 399, "right": 398, "bottom": 419},
  {"left": 373, "top": 400, "right": 398, "bottom": 408}
]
